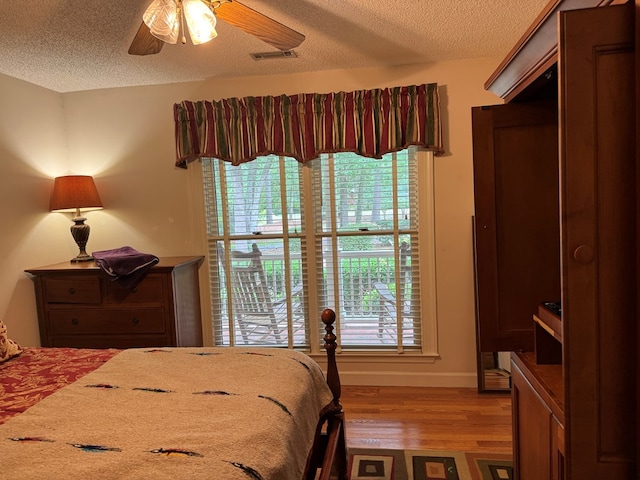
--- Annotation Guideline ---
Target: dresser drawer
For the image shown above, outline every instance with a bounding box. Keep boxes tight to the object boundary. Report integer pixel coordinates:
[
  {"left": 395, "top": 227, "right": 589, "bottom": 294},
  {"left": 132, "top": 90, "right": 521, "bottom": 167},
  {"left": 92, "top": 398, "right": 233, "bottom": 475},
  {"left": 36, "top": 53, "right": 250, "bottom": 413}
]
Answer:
[
  {"left": 49, "top": 335, "right": 172, "bottom": 349},
  {"left": 44, "top": 277, "right": 102, "bottom": 304},
  {"left": 48, "top": 309, "right": 166, "bottom": 335},
  {"left": 104, "top": 274, "right": 165, "bottom": 305}
]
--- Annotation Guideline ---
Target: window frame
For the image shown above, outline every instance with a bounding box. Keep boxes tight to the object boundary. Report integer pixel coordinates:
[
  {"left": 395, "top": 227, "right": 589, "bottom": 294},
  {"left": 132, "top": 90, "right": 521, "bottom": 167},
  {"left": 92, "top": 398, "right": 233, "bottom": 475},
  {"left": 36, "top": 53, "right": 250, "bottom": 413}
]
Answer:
[{"left": 190, "top": 148, "right": 438, "bottom": 357}]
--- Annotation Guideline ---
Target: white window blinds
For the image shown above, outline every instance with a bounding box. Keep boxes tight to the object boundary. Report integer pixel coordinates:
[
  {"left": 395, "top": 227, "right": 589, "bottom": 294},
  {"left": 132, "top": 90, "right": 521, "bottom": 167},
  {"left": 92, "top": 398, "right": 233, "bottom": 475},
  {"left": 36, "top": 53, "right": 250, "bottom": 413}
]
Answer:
[{"left": 201, "top": 148, "right": 434, "bottom": 352}]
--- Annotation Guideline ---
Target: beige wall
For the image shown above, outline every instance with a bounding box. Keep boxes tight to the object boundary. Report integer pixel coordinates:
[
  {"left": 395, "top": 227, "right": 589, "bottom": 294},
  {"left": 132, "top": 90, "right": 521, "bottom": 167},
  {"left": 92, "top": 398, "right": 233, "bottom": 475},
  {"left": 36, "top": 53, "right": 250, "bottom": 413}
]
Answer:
[
  {"left": 0, "top": 57, "right": 502, "bottom": 386},
  {"left": 0, "top": 74, "right": 68, "bottom": 347}
]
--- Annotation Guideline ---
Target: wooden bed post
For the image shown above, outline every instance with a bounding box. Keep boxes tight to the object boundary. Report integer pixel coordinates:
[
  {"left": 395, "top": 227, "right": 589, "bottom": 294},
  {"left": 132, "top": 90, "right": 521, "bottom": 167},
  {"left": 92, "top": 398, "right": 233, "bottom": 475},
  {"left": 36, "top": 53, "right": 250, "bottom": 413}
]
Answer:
[
  {"left": 304, "top": 308, "right": 348, "bottom": 480},
  {"left": 321, "top": 308, "right": 341, "bottom": 408},
  {"left": 320, "top": 309, "right": 348, "bottom": 480}
]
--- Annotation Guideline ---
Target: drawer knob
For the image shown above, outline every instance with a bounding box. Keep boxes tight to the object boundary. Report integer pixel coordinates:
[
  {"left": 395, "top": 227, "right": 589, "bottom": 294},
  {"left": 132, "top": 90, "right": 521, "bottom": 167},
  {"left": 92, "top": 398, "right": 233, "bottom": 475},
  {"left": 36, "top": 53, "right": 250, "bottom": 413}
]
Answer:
[
  {"left": 71, "top": 318, "right": 79, "bottom": 325},
  {"left": 132, "top": 317, "right": 140, "bottom": 325},
  {"left": 68, "top": 288, "right": 76, "bottom": 294}
]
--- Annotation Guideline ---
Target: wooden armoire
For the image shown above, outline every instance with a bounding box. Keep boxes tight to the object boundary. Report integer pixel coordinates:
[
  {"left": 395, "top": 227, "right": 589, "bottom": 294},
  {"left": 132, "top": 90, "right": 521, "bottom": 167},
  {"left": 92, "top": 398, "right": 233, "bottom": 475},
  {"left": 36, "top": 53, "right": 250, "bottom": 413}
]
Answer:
[{"left": 472, "top": 1, "right": 637, "bottom": 479}]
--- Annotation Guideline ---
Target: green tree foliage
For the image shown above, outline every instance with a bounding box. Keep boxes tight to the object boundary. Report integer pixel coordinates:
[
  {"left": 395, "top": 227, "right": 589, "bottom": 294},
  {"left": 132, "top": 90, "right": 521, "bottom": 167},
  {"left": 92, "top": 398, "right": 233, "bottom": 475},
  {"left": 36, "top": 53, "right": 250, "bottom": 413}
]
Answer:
[{"left": 224, "top": 152, "right": 410, "bottom": 235}]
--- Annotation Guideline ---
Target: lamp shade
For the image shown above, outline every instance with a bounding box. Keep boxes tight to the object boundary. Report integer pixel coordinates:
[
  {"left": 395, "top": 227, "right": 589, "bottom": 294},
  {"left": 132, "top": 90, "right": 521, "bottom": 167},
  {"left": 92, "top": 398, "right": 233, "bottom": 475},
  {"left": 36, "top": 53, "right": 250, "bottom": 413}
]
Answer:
[{"left": 50, "top": 176, "right": 103, "bottom": 213}]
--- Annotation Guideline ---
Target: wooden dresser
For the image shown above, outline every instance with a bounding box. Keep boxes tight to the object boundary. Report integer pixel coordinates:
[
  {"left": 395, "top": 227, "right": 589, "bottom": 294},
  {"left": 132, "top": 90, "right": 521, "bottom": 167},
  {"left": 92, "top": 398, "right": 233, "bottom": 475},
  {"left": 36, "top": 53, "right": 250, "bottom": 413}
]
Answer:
[
  {"left": 472, "top": 1, "right": 637, "bottom": 479},
  {"left": 25, "top": 256, "right": 204, "bottom": 348}
]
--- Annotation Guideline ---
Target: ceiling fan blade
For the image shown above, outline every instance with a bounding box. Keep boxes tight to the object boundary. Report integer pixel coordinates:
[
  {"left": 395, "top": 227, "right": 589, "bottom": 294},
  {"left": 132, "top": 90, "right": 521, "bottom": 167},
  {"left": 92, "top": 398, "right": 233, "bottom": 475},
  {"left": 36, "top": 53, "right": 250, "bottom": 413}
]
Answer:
[
  {"left": 128, "top": 21, "right": 165, "bottom": 56},
  {"left": 215, "top": 1, "right": 305, "bottom": 51}
]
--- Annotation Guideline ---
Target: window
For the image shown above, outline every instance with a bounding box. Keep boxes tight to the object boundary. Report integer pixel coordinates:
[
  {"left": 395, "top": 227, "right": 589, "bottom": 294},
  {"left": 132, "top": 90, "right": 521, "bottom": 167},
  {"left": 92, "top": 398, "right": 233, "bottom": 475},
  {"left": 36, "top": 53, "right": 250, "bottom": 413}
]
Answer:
[{"left": 201, "top": 147, "right": 437, "bottom": 353}]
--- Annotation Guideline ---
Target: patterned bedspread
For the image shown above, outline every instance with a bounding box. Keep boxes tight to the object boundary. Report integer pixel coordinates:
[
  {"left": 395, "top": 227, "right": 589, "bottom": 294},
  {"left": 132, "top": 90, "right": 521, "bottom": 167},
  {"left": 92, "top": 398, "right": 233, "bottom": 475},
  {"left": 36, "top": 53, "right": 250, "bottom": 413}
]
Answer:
[
  {"left": 0, "top": 347, "right": 335, "bottom": 479},
  {"left": 0, "top": 347, "right": 120, "bottom": 425}
]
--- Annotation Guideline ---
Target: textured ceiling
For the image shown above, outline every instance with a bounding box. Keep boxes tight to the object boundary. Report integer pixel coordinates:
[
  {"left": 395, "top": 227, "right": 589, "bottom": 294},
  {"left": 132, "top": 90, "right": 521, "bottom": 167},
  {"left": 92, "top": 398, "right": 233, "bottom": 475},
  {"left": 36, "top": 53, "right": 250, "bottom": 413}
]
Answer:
[{"left": 0, "top": 0, "right": 549, "bottom": 93}]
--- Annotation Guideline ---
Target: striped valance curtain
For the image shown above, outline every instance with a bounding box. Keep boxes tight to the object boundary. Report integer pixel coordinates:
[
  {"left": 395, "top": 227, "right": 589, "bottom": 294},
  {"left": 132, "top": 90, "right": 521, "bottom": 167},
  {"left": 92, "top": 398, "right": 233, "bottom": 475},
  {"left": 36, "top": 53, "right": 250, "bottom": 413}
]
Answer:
[{"left": 173, "top": 83, "right": 443, "bottom": 168}]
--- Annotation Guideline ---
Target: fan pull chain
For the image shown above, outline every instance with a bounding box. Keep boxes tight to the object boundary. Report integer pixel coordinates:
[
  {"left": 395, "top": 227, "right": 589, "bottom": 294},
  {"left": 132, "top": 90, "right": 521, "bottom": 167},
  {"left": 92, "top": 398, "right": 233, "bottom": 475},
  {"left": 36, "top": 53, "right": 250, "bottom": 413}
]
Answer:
[{"left": 179, "top": 1, "right": 187, "bottom": 44}]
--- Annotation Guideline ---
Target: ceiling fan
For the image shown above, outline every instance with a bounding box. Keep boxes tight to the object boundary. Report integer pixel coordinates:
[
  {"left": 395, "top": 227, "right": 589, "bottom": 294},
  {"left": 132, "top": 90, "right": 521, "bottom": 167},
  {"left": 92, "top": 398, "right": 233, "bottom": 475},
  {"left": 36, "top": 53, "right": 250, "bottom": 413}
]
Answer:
[{"left": 129, "top": 0, "right": 305, "bottom": 56}]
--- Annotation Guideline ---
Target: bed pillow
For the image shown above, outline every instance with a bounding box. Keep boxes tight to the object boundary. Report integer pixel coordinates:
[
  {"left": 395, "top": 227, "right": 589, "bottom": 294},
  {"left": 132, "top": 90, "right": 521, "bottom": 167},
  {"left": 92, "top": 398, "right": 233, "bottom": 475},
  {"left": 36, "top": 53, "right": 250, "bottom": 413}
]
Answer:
[{"left": 0, "top": 319, "right": 22, "bottom": 362}]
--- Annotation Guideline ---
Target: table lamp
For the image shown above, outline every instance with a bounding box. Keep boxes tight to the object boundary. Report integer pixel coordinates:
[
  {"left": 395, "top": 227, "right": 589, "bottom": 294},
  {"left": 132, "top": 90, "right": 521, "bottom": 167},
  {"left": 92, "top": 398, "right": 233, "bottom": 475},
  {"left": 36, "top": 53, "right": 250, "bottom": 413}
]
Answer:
[{"left": 50, "top": 175, "right": 104, "bottom": 263}]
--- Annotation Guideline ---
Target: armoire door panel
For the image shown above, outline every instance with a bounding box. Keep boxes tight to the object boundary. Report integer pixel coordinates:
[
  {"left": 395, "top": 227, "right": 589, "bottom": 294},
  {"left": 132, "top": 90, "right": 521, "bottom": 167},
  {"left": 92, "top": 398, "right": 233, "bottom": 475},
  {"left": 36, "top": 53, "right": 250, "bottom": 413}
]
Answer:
[
  {"left": 559, "top": 4, "right": 636, "bottom": 478},
  {"left": 511, "top": 361, "right": 554, "bottom": 480},
  {"left": 472, "top": 102, "right": 561, "bottom": 353}
]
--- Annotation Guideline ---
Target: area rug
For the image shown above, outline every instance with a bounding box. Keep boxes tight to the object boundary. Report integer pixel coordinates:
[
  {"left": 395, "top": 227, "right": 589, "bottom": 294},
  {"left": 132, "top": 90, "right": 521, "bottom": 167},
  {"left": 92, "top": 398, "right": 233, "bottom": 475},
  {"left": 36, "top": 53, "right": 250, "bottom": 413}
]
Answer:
[{"left": 348, "top": 448, "right": 513, "bottom": 480}]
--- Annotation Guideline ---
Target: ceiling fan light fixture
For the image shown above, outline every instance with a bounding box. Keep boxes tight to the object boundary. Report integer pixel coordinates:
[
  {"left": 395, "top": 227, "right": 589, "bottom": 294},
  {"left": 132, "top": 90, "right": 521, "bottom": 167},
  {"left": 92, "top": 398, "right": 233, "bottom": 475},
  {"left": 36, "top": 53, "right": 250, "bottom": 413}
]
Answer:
[
  {"left": 143, "top": 0, "right": 180, "bottom": 44},
  {"left": 183, "top": 0, "right": 218, "bottom": 45},
  {"left": 130, "top": 0, "right": 305, "bottom": 56}
]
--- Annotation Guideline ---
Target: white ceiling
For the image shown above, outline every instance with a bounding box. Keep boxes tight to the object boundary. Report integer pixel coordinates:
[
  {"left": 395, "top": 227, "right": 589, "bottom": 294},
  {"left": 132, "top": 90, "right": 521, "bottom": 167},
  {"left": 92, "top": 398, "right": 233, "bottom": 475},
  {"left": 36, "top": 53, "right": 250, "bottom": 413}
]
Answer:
[{"left": 0, "top": 0, "right": 548, "bottom": 93}]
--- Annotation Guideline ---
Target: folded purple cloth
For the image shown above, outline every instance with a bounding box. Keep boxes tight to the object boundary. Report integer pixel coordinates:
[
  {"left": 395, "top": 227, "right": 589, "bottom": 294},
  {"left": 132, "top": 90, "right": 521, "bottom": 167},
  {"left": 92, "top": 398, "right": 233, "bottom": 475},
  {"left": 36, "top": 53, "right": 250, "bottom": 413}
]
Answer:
[{"left": 92, "top": 246, "right": 159, "bottom": 289}]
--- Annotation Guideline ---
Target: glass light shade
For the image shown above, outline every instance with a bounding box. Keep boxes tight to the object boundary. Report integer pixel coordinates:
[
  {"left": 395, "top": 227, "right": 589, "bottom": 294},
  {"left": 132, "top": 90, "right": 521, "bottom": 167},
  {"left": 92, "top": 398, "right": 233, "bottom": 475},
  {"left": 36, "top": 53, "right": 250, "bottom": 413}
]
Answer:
[
  {"left": 50, "top": 176, "right": 103, "bottom": 213},
  {"left": 143, "top": 0, "right": 180, "bottom": 44},
  {"left": 183, "top": 0, "right": 217, "bottom": 45}
]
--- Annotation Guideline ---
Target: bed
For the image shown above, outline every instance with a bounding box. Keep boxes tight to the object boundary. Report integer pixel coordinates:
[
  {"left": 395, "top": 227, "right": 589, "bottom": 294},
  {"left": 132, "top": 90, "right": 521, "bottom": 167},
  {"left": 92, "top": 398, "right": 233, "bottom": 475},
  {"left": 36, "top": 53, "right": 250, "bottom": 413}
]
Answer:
[{"left": 0, "top": 309, "right": 347, "bottom": 480}]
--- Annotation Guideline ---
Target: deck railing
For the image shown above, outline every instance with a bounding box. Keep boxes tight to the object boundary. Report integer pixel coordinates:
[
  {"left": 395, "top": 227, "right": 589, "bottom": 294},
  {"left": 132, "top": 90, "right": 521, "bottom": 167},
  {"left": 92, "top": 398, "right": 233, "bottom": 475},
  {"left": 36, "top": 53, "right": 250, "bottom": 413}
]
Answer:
[
  {"left": 217, "top": 249, "right": 417, "bottom": 347},
  {"left": 260, "top": 250, "right": 400, "bottom": 314}
]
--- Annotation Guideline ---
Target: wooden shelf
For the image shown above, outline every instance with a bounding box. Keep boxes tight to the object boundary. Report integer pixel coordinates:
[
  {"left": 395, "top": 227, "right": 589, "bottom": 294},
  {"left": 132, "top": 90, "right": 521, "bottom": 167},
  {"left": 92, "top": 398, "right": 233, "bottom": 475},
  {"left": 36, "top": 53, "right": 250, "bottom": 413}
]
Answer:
[
  {"left": 534, "top": 304, "right": 562, "bottom": 365},
  {"left": 536, "top": 304, "right": 562, "bottom": 342}
]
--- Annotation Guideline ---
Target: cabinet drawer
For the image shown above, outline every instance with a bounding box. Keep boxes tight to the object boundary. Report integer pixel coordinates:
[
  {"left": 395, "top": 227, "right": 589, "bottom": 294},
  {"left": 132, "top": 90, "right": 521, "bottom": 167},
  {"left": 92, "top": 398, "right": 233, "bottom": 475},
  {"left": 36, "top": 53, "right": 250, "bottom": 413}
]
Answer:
[
  {"left": 48, "top": 309, "right": 166, "bottom": 335},
  {"left": 105, "top": 274, "right": 165, "bottom": 305},
  {"left": 44, "top": 277, "right": 102, "bottom": 304}
]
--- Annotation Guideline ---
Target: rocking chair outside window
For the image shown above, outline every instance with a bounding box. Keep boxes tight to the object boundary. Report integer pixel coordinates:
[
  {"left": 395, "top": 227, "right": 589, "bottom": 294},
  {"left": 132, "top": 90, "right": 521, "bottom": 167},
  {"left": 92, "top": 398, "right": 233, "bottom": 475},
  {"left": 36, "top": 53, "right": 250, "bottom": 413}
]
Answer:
[
  {"left": 225, "top": 243, "right": 302, "bottom": 345},
  {"left": 373, "top": 241, "right": 412, "bottom": 338}
]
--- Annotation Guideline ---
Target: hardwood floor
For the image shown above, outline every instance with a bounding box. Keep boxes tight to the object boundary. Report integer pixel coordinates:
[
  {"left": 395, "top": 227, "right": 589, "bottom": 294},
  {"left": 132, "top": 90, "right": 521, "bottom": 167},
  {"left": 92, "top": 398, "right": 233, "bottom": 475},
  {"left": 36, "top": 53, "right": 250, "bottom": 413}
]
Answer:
[{"left": 341, "top": 385, "right": 513, "bottom": 455}]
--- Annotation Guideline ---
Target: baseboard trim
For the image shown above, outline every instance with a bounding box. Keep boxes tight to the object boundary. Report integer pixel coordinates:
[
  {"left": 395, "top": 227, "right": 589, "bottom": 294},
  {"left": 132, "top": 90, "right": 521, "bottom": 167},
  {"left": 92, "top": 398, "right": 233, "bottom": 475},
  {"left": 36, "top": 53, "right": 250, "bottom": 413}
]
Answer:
[
  {"left": 310, "top": 352, "right": 478, "bottom": 388},
  {"left": 339, "top": 370, "right": 478, "bottom": 387}
]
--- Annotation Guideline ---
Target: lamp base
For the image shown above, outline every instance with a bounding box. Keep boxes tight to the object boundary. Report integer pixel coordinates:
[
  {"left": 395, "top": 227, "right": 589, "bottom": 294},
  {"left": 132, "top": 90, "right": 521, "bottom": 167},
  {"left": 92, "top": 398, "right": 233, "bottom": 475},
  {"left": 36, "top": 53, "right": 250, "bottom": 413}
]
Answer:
[
  {"left": 70, "top": 216, "right": 94, "bottom": 263},
  {"left": 71, "top": 253, "right": 94, "bottom": 263}
]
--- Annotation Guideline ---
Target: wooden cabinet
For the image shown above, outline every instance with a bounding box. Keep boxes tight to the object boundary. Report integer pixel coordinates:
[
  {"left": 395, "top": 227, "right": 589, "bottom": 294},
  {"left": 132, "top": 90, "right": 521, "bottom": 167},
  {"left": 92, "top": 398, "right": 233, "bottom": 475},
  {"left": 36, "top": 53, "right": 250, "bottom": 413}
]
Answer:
[
  {"left": 472, "top": 2, "right": 637, "bottom": 479},
  {"left": 472, "top": 101, "right": 560, "bottom": 353},
  {"left": 26, "top": 256, "right": 204, "bottom": 348},
  {"left": 512, "top": 359, "right": 556, "bottom": 480},
  {"left": 512, "top": 354, "right": 567, "bottom": 480},
  {"left": 511, "top": 306, "right": 565, "bottom": 480}
]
